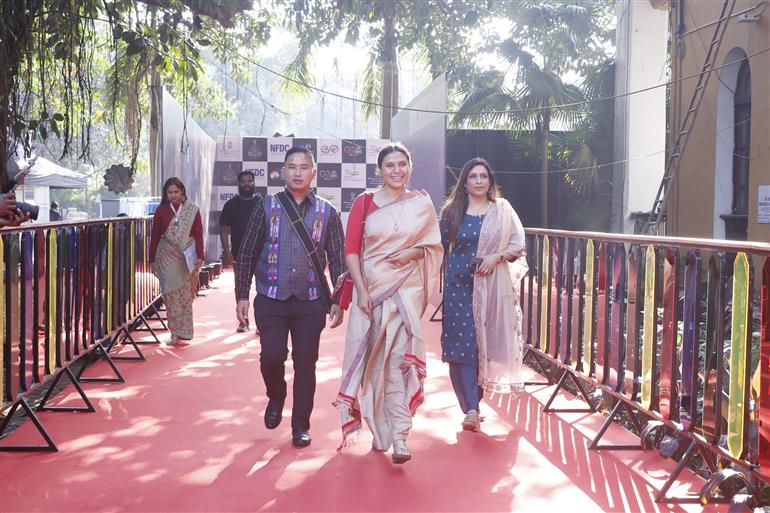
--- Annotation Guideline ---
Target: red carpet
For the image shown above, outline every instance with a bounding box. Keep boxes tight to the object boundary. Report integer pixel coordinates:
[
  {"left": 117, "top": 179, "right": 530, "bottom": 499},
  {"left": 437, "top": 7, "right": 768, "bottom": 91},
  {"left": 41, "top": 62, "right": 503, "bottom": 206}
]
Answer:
[{"left": 1, "top": 271, "right": 717, "bottom": 512}]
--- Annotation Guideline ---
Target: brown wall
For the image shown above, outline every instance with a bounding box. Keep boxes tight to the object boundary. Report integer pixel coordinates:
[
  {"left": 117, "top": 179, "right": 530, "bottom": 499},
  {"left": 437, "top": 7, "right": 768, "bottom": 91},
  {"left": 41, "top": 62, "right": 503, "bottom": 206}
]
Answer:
[{"left": 668, "top": 0, "right": 770, "bottom": 242}]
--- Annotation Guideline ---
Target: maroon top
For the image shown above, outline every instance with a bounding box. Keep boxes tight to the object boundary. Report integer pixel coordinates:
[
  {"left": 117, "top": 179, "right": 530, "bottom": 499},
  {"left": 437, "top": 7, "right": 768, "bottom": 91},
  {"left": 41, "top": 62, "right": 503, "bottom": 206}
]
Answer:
[{"left": 149, "top": 202, "right": 204, "bottom": 263}]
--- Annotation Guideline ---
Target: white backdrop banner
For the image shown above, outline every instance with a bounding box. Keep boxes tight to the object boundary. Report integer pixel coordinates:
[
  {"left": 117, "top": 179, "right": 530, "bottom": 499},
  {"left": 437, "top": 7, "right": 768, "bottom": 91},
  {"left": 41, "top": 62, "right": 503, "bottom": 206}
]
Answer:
[{"left": 207, "top": 136, "right": 390, "bottom": 260}]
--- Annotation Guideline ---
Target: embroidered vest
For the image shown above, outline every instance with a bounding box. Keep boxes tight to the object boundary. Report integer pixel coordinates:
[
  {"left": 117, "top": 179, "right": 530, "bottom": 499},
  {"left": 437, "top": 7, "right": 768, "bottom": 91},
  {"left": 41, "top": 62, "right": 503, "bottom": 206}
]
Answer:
[{"left": 255, "top": 194, "right": 332, "bottom": 301}]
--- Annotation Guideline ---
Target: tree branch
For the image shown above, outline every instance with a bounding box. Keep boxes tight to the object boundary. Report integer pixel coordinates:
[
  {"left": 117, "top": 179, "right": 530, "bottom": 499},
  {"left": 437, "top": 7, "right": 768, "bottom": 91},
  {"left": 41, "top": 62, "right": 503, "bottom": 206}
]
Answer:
[{"left": 137, "top": 0, "right": 252, "bottom": 28}]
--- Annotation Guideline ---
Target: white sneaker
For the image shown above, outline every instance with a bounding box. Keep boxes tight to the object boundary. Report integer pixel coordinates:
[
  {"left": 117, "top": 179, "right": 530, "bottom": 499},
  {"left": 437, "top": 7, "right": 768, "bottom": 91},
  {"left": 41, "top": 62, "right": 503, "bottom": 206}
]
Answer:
[{"left": 462, "top": 409, "right": 482, "bottom": 432}]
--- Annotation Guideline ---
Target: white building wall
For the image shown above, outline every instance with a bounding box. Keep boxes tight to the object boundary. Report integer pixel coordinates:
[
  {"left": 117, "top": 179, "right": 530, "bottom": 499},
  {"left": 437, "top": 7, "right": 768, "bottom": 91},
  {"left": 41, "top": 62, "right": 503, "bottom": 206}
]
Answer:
[{"left": 613, "top": 1, "right": 669, "bottom": 233}]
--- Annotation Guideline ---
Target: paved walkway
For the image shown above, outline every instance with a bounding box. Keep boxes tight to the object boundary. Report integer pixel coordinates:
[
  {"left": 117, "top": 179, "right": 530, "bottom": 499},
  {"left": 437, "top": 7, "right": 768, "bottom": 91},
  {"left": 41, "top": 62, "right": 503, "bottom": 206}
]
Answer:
[{"left": 1, "top": 272, "right": 716, "bottom": 512}]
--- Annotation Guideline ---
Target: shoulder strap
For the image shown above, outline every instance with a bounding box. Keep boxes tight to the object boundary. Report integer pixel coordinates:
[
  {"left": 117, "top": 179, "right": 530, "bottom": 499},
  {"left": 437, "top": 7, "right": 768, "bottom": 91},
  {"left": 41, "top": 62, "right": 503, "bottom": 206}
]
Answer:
[{"left": 275, "top": 191, "right": 332, "bottom": 305}]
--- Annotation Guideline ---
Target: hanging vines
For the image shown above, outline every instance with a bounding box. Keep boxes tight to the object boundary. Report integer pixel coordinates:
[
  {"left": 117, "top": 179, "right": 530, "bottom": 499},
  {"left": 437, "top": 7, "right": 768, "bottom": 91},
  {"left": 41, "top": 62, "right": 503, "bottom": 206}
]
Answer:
[{"left": 0, "top": 0, "right": 258, "bottom": 187}]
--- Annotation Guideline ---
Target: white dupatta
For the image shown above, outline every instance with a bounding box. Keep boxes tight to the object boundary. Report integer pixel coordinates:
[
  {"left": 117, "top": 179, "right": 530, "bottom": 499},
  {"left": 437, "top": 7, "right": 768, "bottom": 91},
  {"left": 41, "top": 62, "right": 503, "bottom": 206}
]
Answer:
[{"left": 473, "top": 198, "right": 528, "bottom": 393}]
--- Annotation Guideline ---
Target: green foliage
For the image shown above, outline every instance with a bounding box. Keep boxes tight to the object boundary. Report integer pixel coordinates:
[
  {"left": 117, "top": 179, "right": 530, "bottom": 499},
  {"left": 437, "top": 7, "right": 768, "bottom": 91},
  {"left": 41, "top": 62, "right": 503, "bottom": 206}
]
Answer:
[
  {"left": 501, "top": 1, "right": 613, "bottom": 76},
  {"left": 453, "top": 0, "right": 615, "bottom": 229},
  {"left": 280, "top": 42, "right": 315, "bottom": 97},
  {"left": 50, "top": 115, "right": 152, "bottom": 217},
  {"left": 0, "top": 0, "right": 267, "bottom": 184},
  {"left": 361, "top": 49, "right": 383, "bottom": 121},
  {"left": 270, "top": 0, "right": 495, "bottom": 120},
  {"left": 454, "top": 1, "right": 613, "bottom": 131}
]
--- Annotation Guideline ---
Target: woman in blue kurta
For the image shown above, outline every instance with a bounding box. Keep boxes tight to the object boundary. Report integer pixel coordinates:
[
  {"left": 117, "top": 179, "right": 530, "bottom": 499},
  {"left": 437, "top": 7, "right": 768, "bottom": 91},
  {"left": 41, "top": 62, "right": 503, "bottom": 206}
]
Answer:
[
  {"left": 440, "top": 158, "right": 528, "bottom": 432},
  {"left": 440, "top": 210, "right": 484, "bottom": 405}
]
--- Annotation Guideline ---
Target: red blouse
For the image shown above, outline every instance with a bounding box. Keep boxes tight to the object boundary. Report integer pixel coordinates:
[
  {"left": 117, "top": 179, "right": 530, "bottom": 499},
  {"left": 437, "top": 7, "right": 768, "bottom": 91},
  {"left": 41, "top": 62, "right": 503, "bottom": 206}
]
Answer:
[
  {"left": 149, "top": 202, "right": 204, "bottom": 263},
  {"left": 344, "top": 193, "right": 380, "bottom": 256}
]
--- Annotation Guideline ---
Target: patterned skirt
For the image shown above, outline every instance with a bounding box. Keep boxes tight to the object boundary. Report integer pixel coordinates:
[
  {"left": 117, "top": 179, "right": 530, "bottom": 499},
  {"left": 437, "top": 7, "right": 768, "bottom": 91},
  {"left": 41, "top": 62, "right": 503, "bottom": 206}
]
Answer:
[{"left": 164, "top": 273, "right": 197, "bottom": 340}]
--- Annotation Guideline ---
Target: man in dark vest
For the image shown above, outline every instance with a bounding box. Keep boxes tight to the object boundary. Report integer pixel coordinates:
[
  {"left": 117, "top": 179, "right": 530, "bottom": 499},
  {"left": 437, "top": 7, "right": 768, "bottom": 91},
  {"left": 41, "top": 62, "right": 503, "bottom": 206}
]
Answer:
[{"left": 236, "top": 146, "right": 345, "bottom": 447}]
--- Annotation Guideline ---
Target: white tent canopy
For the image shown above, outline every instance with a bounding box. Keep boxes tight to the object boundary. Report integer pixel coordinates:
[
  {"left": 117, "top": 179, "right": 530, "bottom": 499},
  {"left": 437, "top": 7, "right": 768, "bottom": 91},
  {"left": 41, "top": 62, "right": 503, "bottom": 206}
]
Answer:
[
  {"left": 22, "top": 157, "right": 88, "bottom": 189},
  {"left": 8, "top": 150, "right": 88, "bottom": 189}
]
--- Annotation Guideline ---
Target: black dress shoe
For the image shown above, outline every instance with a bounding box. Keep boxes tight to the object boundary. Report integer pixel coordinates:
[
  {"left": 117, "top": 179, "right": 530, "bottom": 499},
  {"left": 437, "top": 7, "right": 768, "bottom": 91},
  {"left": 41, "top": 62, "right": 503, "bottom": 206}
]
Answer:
[
  {"left": 291, "top": 431, "right": 311, "bottom": 447},
  {"left": 264, "top": 400, "right": 284, "bottom": 429}
]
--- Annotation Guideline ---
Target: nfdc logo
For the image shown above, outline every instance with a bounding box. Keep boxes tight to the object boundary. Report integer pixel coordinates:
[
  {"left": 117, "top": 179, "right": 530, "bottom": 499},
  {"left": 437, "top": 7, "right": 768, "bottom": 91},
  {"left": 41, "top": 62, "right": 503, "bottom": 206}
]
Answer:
[
  {"left": 219, "top": 192, "right": 236, "bottom": 202},
  {"left": 245, "top": 167, "right": 266, "bottom": 177},
  {"left": 270, "top": 144, "right": 291, "bottom": 153}
]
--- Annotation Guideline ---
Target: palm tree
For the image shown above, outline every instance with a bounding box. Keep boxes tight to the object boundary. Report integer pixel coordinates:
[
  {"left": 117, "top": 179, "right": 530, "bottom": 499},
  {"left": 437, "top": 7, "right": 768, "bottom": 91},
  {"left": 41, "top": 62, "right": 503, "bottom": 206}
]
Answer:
[
  {"left": 453, "top": 2, "right": 610, "bottom": 228},
  {"left": 523, "top": 57, "right": 614, "bottom": 231},
  {"left": 454, "top": 41, "right": 584, "bottom": 228}
]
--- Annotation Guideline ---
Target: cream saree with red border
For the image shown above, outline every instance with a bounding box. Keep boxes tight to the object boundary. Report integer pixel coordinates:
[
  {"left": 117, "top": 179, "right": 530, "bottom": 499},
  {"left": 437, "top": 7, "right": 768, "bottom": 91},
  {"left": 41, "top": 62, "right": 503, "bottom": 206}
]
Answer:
[{"left": 335, "top": 191, "right": 443, "bottom": 450}]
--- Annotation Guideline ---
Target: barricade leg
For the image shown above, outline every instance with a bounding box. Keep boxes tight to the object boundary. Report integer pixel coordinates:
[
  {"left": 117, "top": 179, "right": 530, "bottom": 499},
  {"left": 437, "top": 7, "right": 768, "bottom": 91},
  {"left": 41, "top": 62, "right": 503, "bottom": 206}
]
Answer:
[
  {"left": 38, "top": 367, "right": 95, "bottom": 413},
  {"left": 107, "top": 326, "right": 145, "bottom": 361},
  {"left": 0, "top": 398, "right": 57, "bottom": 452},
  {"left": 543, "top": 368, "right": 596, "bottom": 413},
  {"left": 76, "top": 344, "right": 126, "bottom": 383},
  {"left": 589, "top": 399, "right": 644, "bottom": 450}
]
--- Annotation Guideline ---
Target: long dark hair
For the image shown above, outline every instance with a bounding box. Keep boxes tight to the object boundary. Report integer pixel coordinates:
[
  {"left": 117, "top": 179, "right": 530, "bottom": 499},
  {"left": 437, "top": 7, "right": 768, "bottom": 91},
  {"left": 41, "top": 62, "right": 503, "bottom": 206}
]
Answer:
[
  {"left": 440, "top": 157, "right": 499, "bottom": 247},
  {"left": 161, "top": 177, "right": 187, "bottom": 204}
]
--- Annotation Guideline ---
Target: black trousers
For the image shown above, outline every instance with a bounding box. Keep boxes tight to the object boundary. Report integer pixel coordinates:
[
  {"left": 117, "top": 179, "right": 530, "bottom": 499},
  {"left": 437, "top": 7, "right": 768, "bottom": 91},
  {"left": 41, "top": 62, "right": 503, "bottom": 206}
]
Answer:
[{"left": 253, "top": 294, "right": 327, "bottom": 433}]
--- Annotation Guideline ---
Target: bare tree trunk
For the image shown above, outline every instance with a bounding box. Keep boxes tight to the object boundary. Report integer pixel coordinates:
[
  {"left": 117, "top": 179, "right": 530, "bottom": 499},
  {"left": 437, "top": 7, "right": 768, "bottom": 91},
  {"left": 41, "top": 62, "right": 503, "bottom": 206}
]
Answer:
[
  {"left": 0, "top": 71, "right": 10, "bottom": 188},
  {"left": 148, "top": 9, "right": 162, "bottom": 195},
  {"left": 149, "top": 68, "right": 162, "bottom": 195},
  {"left": 380, "top": 17, "right": 398, "bottom": 139},
  {"left": 0, "top": 1, "right": 25, "bottom": 188},
  {"left": 539, "top": 109, "right": 551, "bottom": 228}
]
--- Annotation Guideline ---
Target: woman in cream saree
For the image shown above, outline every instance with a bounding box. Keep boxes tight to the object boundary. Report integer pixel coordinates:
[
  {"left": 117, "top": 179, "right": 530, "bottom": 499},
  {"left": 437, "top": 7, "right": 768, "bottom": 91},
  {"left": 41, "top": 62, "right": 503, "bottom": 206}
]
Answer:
[{"left": 335, "top": 144, "right": 443, "bottom": 464}]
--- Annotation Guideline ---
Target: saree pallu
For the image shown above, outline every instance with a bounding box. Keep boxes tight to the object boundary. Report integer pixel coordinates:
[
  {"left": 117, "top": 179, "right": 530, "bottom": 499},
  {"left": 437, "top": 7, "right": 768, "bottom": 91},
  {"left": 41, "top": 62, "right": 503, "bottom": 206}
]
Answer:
[
  {"left": 474, "top": 198, "right": 528, "bottom": 393},
  {"left": 154, "top": 201, "right": 200, "bottom": 340},
  {"left": 335, "top": 191, "right": 443, "bottom": 450}
]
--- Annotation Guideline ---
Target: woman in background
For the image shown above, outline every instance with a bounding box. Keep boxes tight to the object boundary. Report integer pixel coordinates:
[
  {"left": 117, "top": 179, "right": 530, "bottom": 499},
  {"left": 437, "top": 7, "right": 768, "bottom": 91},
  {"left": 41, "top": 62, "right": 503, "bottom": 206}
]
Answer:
[
  {"left": 149, "top": 177, "right": 204, "bottom": 346},
  {"left": 439, "top": 157, "right": 527, "bottom": 431}
]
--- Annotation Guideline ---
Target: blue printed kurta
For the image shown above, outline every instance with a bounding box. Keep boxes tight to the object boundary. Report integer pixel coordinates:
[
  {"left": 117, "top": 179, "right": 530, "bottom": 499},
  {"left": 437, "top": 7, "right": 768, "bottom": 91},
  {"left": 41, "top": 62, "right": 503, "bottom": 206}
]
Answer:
[{"left": 441, "top": 214, "right": 485, "bottom": 365}]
